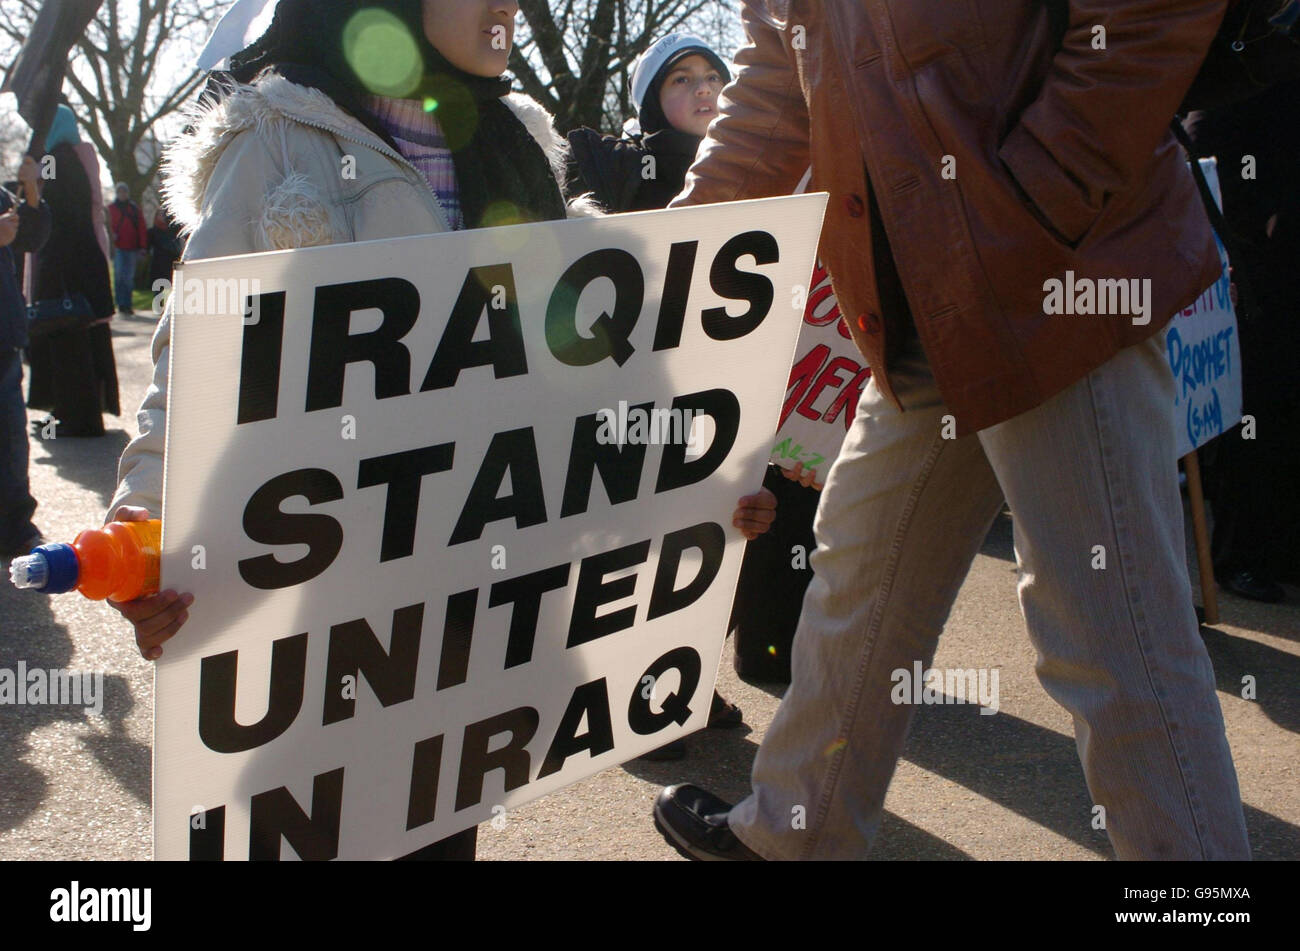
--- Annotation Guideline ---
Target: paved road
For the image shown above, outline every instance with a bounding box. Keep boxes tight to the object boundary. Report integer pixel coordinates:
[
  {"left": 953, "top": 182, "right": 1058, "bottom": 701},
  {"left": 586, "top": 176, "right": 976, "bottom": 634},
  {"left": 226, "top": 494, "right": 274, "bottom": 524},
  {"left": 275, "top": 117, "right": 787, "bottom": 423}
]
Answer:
[{"left": 2, "top": 313, "right": 1296, "bottom": 860}]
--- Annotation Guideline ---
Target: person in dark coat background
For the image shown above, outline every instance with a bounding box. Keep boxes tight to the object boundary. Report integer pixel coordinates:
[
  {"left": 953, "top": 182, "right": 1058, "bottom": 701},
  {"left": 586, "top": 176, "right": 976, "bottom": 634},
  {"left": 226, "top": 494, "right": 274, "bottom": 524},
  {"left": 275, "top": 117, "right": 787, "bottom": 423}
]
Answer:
[
  {"left": 146, "top": 207, "right": 184, "bottom": 292},
  {"left": 26, "top": 105, "right": 120, "bottom": 438},
  {"left": 1, "top": 154, "right": 52, "bottom": 557},
  {"left": 108, "top": 182, "right": 149, "bottom": 315},
  {"left": 1181, "top": 80, "right": 1300, "bottom": 601}
]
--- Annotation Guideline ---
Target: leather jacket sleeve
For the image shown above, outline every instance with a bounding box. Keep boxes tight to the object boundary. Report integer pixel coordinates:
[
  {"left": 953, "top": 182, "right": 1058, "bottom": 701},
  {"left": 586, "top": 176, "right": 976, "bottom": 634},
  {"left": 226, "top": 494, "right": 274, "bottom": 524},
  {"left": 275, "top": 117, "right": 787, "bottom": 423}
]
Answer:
[
  {"left": 998, "top": 0, "right": 1229, "bottom": 245},
  {"left": 670, "top": 0, "right": 810, "bottom": 208}
]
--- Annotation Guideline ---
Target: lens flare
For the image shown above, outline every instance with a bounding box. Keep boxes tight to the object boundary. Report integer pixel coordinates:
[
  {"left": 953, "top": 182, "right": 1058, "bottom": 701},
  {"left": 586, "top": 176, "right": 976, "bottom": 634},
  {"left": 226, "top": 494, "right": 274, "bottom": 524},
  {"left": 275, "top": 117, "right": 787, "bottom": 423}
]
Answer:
[
  {"left": 343, "top": 9, "right": 422, "bottom": 98},
  {"left": 481, "top": 200, "right": 528, "bottom": 230},
  {"left": 823, "top": 737, "right": 847, "bottom": 757}
]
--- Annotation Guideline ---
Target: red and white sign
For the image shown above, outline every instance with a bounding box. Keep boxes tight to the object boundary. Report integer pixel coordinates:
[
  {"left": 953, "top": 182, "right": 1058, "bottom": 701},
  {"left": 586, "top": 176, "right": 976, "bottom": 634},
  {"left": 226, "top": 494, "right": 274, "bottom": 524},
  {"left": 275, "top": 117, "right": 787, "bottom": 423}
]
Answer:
[{"left": 770, "top": 259, "right": 870, "bottom": 478}]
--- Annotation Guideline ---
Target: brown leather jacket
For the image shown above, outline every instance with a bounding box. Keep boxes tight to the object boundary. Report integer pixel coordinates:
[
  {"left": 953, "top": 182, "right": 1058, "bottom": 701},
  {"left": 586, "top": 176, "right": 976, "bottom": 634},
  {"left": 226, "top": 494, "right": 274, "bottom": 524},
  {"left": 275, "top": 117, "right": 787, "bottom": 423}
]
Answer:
[{"left": 674, "top": 0, "right": 1227, "bottom": 433}]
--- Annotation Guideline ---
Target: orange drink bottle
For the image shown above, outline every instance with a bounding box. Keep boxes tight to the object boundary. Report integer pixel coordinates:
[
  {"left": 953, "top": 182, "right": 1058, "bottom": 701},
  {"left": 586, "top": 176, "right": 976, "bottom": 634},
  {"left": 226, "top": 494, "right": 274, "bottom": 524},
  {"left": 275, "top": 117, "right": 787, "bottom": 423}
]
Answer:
[{"left": 8, "top": 519, "right": 161, "bottom": 601}]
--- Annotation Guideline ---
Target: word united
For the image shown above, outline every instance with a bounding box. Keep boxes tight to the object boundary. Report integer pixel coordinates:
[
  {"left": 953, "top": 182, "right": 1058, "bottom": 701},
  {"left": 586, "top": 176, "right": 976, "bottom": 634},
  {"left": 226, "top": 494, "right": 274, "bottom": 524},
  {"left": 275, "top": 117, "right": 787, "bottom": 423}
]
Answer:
[
  {"left": 1042, "top": 271, "right": 1153, "bottom": 325},
  {"left": 188, "top": 524, "right": 722, "bottom": 859}
]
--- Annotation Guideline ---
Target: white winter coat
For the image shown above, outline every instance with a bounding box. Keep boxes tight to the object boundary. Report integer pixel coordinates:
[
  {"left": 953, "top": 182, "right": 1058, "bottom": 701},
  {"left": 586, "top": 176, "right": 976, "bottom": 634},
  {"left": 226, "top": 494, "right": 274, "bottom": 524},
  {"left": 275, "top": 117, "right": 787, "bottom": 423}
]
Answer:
[{"left": 109, "top": 72, "right": 592, "bottom": 518}]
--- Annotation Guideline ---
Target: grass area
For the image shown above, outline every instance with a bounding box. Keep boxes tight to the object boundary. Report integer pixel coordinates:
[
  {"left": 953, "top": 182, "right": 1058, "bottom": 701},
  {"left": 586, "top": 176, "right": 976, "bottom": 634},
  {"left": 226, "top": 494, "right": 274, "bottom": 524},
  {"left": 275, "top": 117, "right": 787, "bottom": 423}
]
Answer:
[{"left": 131, "top": 288, "right": 156, "bottom": 314}]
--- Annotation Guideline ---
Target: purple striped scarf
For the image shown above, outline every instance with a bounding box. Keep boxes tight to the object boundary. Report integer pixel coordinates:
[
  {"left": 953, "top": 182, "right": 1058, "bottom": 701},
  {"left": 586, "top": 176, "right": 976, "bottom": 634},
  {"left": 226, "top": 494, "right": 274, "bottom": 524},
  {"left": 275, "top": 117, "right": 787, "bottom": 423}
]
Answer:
[{"left": 365, "top": 94, "right": 463, "bottom": 230}]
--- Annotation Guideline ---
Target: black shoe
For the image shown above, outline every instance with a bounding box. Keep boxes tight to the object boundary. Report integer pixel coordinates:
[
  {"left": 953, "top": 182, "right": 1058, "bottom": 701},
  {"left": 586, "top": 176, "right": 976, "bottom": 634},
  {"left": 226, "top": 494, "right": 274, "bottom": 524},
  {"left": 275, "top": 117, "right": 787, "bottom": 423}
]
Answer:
[
  {"left": 1219, "top": 570, "right": 1284, "bottom": 604},
  {"left": 707, "top": 690, "right": 744, "bottom": 729},
  {"left": 637, "top": 738, "right": 688, "bottom": 762},
  {"left": 653, "top": 784, "right": 764, "bottom": 861}
]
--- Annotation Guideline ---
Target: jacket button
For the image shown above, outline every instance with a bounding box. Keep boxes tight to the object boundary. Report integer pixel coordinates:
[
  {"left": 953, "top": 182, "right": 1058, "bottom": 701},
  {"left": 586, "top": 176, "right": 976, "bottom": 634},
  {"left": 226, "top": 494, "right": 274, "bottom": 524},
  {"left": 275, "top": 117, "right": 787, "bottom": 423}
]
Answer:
[
  {"left": 844, "top": 194, "right": 865, "bottom": 218},
  {"left": 857, "top": 312, "right": 882, "bottom": 334}
]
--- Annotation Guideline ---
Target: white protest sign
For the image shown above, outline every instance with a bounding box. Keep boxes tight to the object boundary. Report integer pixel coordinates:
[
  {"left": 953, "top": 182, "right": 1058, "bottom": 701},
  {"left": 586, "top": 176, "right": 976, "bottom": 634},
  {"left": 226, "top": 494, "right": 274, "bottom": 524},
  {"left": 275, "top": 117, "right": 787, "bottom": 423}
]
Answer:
[
  {"left": 770, "top": 258, "right": 870, "bottom": 476},
  {"left": 1166, "top": 159, "right": 1242, "bottom": 458},
  {"left": 156, "top": 194, "right": 827, "bottom": 859}
]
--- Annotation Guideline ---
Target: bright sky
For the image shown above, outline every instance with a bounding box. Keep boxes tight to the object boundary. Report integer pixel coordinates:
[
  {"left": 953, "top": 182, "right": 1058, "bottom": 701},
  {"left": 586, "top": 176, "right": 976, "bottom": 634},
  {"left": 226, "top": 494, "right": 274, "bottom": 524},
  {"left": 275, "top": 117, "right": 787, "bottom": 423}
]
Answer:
[{"left": 2, "top": 1, "right": 743, "bottom": 202}]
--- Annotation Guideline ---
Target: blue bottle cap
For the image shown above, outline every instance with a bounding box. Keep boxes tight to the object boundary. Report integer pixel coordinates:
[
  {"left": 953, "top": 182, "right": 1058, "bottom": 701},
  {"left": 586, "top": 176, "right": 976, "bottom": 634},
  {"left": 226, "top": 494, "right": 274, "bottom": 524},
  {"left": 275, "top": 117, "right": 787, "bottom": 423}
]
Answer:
[{"left": 31, "top": 543, "right": 80, "bottom": 593}]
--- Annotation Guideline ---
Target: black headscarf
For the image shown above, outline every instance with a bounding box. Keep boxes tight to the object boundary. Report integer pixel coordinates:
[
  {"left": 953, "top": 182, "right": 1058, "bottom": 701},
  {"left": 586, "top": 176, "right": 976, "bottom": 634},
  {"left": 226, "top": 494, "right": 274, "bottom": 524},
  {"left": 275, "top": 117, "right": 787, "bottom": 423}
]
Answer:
[
  {"left": 637, "top": 76, "right": 672, "bottom": 135},
  {"left": 224, "top": 0, "right": 565, "bottom": 229}
]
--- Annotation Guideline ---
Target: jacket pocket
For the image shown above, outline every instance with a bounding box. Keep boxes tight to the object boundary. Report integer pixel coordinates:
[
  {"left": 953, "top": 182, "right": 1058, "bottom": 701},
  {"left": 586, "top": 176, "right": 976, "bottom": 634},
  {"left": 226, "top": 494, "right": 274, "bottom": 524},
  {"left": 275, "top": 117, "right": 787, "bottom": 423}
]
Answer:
[{"left": 997, "top": 123, "right": 1106, "bottom": 249}]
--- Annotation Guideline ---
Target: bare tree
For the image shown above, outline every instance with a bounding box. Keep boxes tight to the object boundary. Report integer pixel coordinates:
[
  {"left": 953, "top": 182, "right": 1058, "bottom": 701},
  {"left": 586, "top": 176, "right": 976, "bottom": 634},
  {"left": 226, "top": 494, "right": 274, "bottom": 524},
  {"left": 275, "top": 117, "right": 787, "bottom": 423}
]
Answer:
[
  {"left": 511, "top": 0, "right": 743, "bottom": 135},
  {"left": 0, "top": 0, "right": 229, "bottom": 201},
  {"left": 1, "top": 0, "right": 744, "bottom": 192}
]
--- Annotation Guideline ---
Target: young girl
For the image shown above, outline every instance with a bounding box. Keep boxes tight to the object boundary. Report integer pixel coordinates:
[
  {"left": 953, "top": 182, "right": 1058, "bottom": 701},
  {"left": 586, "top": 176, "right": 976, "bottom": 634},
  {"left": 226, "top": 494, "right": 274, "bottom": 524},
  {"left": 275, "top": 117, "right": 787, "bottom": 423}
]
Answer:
[{"left": 103, "top": 0, "right": 775, "bottom": 853}]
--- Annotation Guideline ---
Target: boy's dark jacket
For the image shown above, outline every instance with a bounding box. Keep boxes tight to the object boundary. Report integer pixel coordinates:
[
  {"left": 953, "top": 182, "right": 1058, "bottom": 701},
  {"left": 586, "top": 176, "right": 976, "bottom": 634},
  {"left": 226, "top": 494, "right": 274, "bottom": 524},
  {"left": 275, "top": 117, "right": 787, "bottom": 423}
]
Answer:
[
  {"left": 567, "top": 127, "right": 703, "bottom": 213},
  {"left": 32, "top": 143, "right": 115, "bottom": 326},
  {"left": 0, "top": 186, "right": 51, "bottom": 351}
]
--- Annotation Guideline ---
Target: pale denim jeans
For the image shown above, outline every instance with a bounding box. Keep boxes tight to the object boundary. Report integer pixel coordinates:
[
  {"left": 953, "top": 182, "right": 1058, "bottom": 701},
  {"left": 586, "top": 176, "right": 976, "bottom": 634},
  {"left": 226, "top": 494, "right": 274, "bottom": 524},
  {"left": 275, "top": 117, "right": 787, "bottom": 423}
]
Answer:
[{"left": 727, "top": 330, "right": 1251, "bottom": 860}]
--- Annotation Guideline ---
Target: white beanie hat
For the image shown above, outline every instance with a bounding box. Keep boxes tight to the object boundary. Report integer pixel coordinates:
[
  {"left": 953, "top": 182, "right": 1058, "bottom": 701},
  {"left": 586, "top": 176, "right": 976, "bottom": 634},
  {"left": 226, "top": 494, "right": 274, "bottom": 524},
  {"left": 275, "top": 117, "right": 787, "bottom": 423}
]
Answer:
[{"left": 629, "top": 33, "right": 730, "bottom": 115}]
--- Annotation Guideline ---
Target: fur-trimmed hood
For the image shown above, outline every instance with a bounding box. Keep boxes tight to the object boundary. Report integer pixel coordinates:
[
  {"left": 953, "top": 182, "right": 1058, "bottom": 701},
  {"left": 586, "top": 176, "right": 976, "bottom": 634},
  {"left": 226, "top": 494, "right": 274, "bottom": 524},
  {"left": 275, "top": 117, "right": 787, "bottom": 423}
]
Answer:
[{"left": 162, "top": 71, "right": 593, "bottom": 235}]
